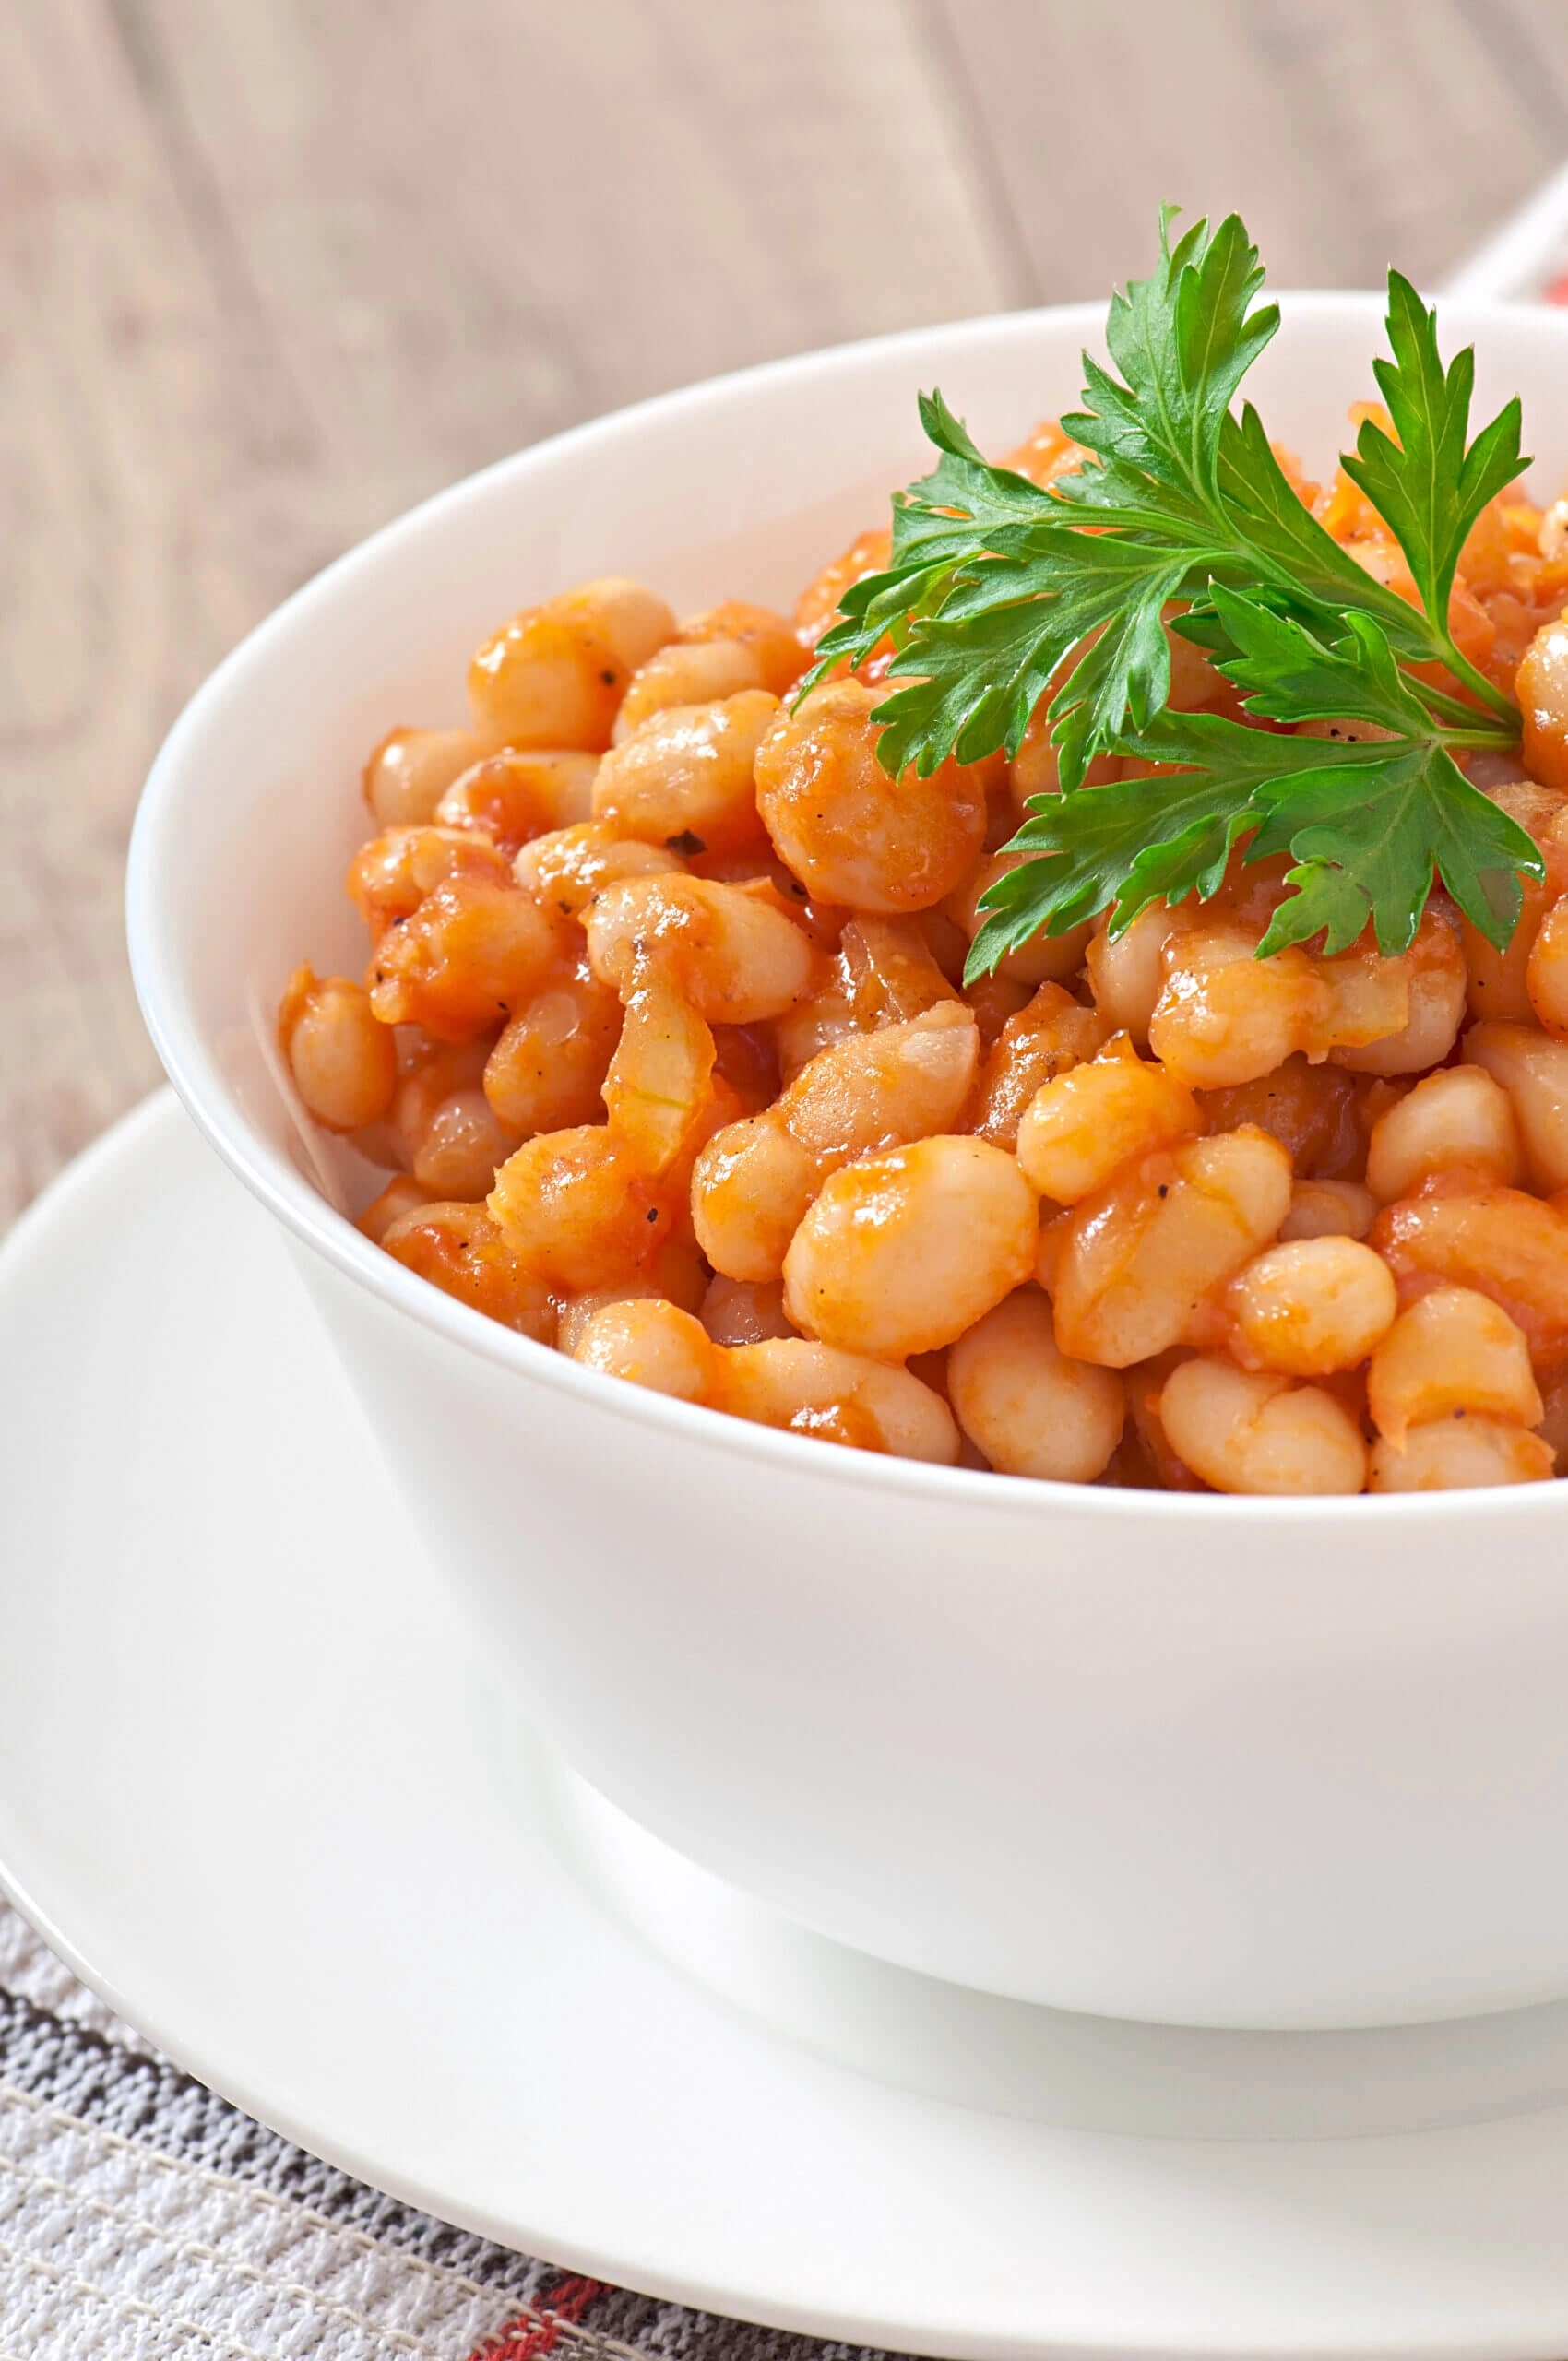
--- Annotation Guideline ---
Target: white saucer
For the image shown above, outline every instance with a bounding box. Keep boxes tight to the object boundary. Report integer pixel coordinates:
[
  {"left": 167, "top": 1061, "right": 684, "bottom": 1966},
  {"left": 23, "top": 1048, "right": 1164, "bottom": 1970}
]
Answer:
[{"left": 8, "top": 1092, "right": 1568, "bottom": 2358}]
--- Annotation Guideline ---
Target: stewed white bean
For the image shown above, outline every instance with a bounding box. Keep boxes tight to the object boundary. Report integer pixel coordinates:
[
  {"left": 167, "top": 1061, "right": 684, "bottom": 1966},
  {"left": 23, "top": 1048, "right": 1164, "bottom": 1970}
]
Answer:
[
  {"left": 381, "top": 1200, "right": 555, "bottom": 1340},
  {"left": 1369, "top": 1416, "right": 1554, "bottom": 1490},
  {"left": 363, "top": 727, "right": 488, "bottom": 827},
  {"left": 585, "top": 873, "right": 818, "bottom": 1022},
  {"left": 1278, "top": 1180, "right": 1377, "bottom": 1241},
  {"left": 436, "top": 750, "right": 599, "bottom": 854},
  {"left": 1463, "top": 1020, "right": 1568, "bottom": 1192},
  {"left": 754, "top": 681, "right": 988, "bottom": 914},
  {"left": 1365, "top": 1063, "right": 1521, "bottom": 1202},
  {"left": 782, "top": 1134, "right": 1039, "bottom": 1360},
  {"left": 573, "top": 1298, "right": 717, "bottom": 1402},
  {"left": 469, "top": 577, "right": 675, "bottom": 750},
  {"left": 572, "top": 1302, "right": 958, "bottom": 1462},
  {"left": 1016, "top": 1049, "right": 1200, "bottom": 1203},
  {"left": 719, "top": 1338, "right": 960, "bottom": 1462},
  {"left": 1225, "top": 1237, "right": 1396, "bottom": 1376},
  {"left": 948, "top": 1289, "right": 1124, "bottom": 1480},
  {"left": 1051, "top": 1126, "right": 1292, "bottom": 1368},
  {"left": 1367, "top": 1286, "right": 1543, "bottom": 1447},
  {"left": 279, "top": 966, "right": 398, "bottom": 1133},
  {"left": 698, "top": 1273, "right": 796, "bottom": 1346},
  {"left": 693, "top": 1003, "right": 978, "bottom": 1281},
  {"left": 1085, "top": 904, "right": 1175, "bottom": 1047},
  {"left": 1373, "top": 1184, "right": 1568, "bottom": 1373},
  {"left": 592, "top": 690, "right": 780, "bottom": 856},
  {"left": 1149, "top": 921, "right": 1320, "bottom": 1088},
  {"left": 1159, "top": 1357, "right": 1368, "bottom": 1494}
]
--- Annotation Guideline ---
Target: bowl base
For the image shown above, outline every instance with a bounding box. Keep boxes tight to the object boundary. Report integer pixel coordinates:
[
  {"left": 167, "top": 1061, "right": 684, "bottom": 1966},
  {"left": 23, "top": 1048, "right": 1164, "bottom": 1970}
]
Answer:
[{"left": 540, "top": 1741, "right": 1568, "bottom": 2142}]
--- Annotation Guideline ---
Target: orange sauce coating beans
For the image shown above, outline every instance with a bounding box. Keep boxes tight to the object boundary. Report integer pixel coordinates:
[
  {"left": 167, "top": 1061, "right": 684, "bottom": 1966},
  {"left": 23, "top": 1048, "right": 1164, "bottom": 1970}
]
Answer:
[
  {"left": 483, "top": 961, "right": 622, "bottom": 1138},
  {"left": 349, "top": 828, "right": 514, "bottom": 938},
  {"left": 468, "top": 578, "right": 676, "bottom": 751},
  {"left": 753, "top": 682, "right": 987, "bottom": 914},
  {"left": 793, "top": 529, "right": 892, "bottom": 654},
  {"left": 593, "top": 690, "right": 779, "bottom": 857},
  {"left": 612, "top": 604, "right": 805, "bottom": 742},
  {"left": 279, "top": 966, "right": 397, "bottom": 1133},
  {"left": 368, "top": 876, "right": 571, "bottom": 1039},
  {"left": 380, "top": 1201, "right": 555, "bottom": 1341},
  {"left": 363, "top": 727, "right": 487, "bottom": 827},
  {"left": 435, "top": 751, "right": 599, "bottom": 856},
  {"left": 279, "top": 443, "right": 1568, "bottom": 1486}
]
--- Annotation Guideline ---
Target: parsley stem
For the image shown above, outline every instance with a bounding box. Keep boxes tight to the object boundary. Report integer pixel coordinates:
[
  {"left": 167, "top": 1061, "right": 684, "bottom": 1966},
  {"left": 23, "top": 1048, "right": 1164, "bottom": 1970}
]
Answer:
[
  {"left": 1415, "top": 676, "right": 1517, "bottom": 735},
  {"left": 1444, "top": 727, "right": 1526, "bottom": 751},
  {"left": 1194, "top": 504, "right": 1520, "bottom": 741},
  {"left": 1434, "top": 642, "right": 1520, "bottom": 730}
]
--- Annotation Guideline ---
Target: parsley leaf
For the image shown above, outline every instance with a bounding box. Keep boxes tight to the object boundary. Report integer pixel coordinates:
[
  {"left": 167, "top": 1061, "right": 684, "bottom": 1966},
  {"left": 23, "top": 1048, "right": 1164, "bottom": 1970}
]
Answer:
[
  {"left": 803, "top": 393, "right": 1062, "bottom": 694},
  {"left": 1205, "top": 587, "right": 1429, "bottom": 734},
  {"left": 968, "top": 762, "right": 1261, "bottom": 976},
  {"left": 808, "top": 205, "right": 1538, "bottom": 973},
  {"left": 1209, "top": 593, "right": 1539, "bottom": 955},
  {"left": 1340, "top": 272, "right": 1526, "bottom": 722},
  {"left": 969, "top": 593, "right": 1541, "bottom": 979},
  {"left": 1207, "top": 402, "right": 1441, "bottom": 663},
  {"left": 1251, "top": 751, "right": 1536, "bottom": 957},
  {"left": 806, "top": 212, "right": 1293, "bottom": 784},
  {"left": 1054, "top": 208, "right": 1277, "bottom": 522},
  {"left": 866, "top": 533, "right": 1194, "bottom": 780}
]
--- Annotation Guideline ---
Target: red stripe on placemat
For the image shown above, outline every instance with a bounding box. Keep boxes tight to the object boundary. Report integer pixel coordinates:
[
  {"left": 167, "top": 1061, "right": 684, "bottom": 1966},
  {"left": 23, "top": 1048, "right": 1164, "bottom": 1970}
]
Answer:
[
  {"left": 469, "top": 2274, "right": 607, "bottom": 2361},
  {"left": 1544, "top": 267, "right": 1568, "bottom": 305}
]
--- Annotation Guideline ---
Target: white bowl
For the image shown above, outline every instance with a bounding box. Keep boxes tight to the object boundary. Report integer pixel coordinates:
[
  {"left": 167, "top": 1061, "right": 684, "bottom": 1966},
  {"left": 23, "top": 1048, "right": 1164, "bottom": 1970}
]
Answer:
[{"left": 128, "top": 295, "right": 1568, "bottom": 2032}]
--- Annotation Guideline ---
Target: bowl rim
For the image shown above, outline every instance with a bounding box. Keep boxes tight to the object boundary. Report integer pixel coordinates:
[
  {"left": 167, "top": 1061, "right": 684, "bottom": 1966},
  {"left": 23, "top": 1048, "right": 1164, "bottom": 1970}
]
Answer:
[{"left": 126, "top": 291, "right": 1568, "bottom": 1528}]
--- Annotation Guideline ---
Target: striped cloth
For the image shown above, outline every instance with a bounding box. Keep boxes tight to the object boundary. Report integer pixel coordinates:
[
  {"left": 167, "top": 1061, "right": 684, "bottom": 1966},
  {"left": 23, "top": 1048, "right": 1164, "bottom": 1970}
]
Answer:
[{"left": 0, "top": 1902, "right": 889, "bottom": 2361}]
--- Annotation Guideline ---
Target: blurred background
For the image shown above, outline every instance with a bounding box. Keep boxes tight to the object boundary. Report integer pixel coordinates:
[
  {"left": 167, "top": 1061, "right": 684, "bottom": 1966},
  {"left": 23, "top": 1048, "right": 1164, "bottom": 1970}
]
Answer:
[{"left": 6, "top": 0, "right": 1568, "bottom": 1227}]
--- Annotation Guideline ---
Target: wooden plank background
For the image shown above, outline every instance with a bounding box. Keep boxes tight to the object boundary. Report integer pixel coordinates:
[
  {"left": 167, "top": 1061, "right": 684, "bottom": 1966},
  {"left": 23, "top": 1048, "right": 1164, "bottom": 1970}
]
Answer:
[{"left": 5, "top": 0, "right": 1567, "bottom": 1227}]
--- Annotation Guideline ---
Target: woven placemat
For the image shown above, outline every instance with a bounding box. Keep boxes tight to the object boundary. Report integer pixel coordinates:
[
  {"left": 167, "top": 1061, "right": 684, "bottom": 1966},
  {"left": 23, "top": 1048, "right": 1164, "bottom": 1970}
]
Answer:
[{"left": 0, "top": 1899, "right": 893, "bottom": 2361}]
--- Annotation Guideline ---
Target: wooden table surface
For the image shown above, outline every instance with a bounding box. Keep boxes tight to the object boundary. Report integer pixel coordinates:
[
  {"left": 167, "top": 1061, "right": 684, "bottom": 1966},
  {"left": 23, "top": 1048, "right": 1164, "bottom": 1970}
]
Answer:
[{"left": 6, "top": 0, "right": 1568, "bottom": 1228}]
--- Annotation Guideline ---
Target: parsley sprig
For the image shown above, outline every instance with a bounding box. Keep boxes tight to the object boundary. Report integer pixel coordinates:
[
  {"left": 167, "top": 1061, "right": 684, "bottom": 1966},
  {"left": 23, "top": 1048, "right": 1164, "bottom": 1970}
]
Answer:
[{"left": 800, "top": 209, "right": 1543, "bottom": 974}]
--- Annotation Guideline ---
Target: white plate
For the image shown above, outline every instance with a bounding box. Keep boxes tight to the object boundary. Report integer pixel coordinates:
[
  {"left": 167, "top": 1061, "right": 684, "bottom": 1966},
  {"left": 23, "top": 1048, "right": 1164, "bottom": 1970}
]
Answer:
[{"left": 8, "top": 1093, "right": 1568, "bottom": 2360}]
